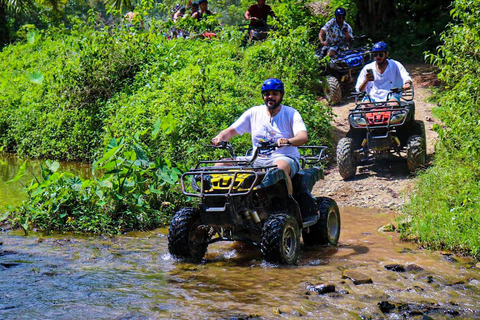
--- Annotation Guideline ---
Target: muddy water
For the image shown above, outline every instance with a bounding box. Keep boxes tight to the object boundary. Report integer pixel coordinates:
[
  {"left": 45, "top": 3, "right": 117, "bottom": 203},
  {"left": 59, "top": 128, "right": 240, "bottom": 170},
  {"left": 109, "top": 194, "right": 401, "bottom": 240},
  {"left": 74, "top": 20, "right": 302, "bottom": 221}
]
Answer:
[
  {"left": 1, "top": 206, "right": 479, "bottom": 319},
  {"left": 0, "top": 154, "right": 91, "bottom": 207}
]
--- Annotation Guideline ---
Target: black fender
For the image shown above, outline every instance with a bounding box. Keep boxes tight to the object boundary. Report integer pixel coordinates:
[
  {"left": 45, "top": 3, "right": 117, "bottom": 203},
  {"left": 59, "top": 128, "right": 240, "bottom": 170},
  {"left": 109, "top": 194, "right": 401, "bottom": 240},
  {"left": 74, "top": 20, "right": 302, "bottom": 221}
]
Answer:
[
  {"left": 292, "top": 167, "right": 323, "bottom": 220},
  {"left": 256, "top": 168, "right": 303, "bottom": 228}
]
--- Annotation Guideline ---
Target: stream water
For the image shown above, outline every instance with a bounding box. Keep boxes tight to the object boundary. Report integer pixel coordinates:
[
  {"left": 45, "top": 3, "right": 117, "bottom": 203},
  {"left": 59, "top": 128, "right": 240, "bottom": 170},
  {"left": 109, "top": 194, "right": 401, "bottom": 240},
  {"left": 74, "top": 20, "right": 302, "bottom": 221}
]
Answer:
[{"left": 1, "top": 155, "right": 480, "bottom": 319}]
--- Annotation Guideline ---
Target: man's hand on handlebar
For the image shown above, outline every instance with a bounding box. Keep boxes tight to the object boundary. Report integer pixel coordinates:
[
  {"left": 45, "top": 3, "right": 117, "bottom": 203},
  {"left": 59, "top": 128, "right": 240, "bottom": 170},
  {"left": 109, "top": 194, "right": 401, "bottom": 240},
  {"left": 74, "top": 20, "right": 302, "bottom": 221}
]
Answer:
[
  {"left": 211, "top": 136, "right": 223, "bottom": 146},
  {"left": 277, "top": 138, "right": 291, "bottom": 147},
  {"left": 403, "top": 81, "right": 412, "bottom": 90}
]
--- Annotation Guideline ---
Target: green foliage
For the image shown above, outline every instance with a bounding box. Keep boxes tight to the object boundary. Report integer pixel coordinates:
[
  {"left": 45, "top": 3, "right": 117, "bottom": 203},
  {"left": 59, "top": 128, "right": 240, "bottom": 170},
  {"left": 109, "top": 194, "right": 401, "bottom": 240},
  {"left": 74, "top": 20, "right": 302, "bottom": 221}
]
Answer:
[
  {"left": 6, "top": 135, "right": 184, "bottom": 234},
  {"left": 1, "top": 1, "right": 333, "bottom": 234},
  {"left": 400, "top": 0, "right": 480, "bottom": 260}
]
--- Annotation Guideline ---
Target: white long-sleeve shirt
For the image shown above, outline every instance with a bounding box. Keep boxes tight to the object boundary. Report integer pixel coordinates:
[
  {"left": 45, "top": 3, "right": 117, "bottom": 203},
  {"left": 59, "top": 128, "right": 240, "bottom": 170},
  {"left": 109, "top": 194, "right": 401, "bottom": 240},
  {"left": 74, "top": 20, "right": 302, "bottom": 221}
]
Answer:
[{"left": 355, "top": 59, "right": 412, "bottom": 101}]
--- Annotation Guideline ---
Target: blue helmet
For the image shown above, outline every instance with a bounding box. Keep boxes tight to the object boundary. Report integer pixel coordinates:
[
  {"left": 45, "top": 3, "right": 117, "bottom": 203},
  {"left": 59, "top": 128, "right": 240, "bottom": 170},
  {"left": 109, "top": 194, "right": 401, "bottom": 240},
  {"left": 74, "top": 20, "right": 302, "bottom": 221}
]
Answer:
[
  {"left": 261, "top": 78, "right": 284, "bottom": 93},
  {"left": 335, "top": 7, "right": 346, "bottom": 16},
  {"left": 372, "top": 41, "right": 388, "bottom": 52},
  {"left": 198, "top": 0, "right": 207, "bottom": 4}
]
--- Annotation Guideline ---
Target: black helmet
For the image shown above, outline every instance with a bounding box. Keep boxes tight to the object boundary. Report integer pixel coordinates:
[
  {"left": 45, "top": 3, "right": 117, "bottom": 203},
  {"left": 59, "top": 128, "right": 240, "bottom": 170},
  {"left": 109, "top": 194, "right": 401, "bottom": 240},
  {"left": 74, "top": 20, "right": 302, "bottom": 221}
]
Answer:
[
  {"left": 335, "top": 7, "right": 346, "bottom": 16},
  {"left": 198, "top": 0, "right": 207, "bottom": 4}
]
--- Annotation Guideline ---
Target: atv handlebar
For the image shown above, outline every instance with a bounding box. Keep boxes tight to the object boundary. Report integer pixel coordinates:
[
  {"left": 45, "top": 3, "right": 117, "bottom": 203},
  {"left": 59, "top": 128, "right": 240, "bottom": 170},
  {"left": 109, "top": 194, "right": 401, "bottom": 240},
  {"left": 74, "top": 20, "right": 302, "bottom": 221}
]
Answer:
[
  {"left": 351, "top": 86, "right": 415, "bottom": 105},
  {"left": 205, "top": 141, "right": 326, "bottom": 169},
  {"left": 205, "top": 141, "right": 236, "bottom": 160}
]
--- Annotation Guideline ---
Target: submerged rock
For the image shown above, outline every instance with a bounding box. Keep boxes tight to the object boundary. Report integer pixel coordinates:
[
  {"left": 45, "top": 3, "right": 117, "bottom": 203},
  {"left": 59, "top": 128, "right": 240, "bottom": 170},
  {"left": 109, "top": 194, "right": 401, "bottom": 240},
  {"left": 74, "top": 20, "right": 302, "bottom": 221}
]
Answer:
[
  {"left": 314, "top": 283, "right": 336, "bottom": 294},
  {"left": 384, "top": 264, "right": 405, "bottom": 272},
  {"left": 305, "top": 283, "right": 336, "bottom": 294},
  {"left": 342, "top": 270, "right": 373, "bottom": 285},
  {"left": 378, "top": 224, "right": 396, "bottom": 232},
  {"left": 378, "top": 301, "right": 395, "bottom": 313},
  {"left": 405, "top": 264, "right": 424, "bottom": 272},
  {"left": 378, "top": 300, "right": 462, "bottom": 318}
]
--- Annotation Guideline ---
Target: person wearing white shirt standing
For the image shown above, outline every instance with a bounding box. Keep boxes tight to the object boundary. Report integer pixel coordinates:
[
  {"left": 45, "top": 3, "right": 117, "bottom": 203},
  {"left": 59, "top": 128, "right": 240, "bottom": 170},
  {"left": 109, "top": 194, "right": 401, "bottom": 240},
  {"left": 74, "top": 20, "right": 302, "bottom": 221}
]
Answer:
[
  {"left": 211, "top": 78, "right": 309, "bottom": 195},
  {"left": 356, "top": 41, "right": 413, "bottom": 102}
]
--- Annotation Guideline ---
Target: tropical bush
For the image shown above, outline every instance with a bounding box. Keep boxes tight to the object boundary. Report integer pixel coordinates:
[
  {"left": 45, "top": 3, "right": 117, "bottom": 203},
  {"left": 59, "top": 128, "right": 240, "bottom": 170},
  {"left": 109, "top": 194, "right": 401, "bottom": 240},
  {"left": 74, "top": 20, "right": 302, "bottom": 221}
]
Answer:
[
  {"left": 400, "top": 0, "right": 480, "bottom": 259},
  {"left": 6, "top": 135, "right": 184, "bottom": 234}
]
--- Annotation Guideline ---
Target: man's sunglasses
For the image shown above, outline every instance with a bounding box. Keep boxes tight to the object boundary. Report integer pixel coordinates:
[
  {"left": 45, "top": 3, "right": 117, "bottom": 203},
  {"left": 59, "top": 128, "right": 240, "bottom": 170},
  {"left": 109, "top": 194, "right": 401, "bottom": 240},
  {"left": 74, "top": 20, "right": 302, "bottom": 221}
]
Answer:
[{"left": 373, "top": 52, "right": 385, "bottom": 58}]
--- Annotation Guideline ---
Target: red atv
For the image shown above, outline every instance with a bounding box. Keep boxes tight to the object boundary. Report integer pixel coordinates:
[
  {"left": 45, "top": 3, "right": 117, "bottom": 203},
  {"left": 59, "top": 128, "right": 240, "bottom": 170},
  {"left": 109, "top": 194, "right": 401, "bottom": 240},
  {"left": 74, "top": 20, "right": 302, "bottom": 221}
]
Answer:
[{"left": 336, "top": 87, "right": 426, "bottom": 180}]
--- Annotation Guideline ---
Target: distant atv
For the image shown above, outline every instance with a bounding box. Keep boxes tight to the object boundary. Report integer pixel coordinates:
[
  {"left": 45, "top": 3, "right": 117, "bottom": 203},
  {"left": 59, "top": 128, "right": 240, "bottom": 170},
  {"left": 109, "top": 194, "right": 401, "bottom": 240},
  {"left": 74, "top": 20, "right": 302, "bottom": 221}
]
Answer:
[
  {"left": 317, "top": 37, "right": 371, "bottom": 105},
  {"left": 336, "top": 88, "right": 426, "bottom": 180},
  {"left": 168, "top": 141, "right": 341, "bottom": 265},
  {"left": 241, "top": 18, "right": 274, "bottom": 45}
]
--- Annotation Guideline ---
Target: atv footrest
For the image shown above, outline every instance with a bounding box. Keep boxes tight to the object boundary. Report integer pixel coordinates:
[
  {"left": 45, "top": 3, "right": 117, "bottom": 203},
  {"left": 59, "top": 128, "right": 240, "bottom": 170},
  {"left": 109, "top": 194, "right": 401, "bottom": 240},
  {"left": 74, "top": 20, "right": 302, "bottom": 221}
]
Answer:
[
  {"left": 204, "top": 206, "right": 227, "bottom": 213},
  {"left": 302, "top": 215, "right": 318, "bottom": 228}
]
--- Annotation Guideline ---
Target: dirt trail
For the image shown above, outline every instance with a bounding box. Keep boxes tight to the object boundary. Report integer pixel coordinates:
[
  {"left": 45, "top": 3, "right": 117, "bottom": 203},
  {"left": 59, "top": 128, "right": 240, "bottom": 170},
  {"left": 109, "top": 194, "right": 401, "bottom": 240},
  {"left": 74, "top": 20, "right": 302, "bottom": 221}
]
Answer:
[{"left": 312, "top": 64, "right": 440, "bottom": 210}]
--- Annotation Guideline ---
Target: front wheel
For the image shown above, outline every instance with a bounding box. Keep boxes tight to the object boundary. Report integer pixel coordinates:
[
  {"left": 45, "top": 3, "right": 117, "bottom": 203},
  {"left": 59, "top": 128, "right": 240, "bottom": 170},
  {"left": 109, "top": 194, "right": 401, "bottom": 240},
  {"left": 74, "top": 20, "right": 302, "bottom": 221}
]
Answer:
[
  {"left": 406, "top": 134, "right": 426, "bottom": 172},
  {"left": 261, "top": 213, "right": 300, "bottom": 265},
  {"left": 303, "top": 197, "right": 341, "bottom": 246},
  {"left": 337, "top": 137, "right": 357, "bottom": 180},
  {"left": 323, "top": 76, "right": 342, "bottom": 105},
  {"left": 168, "top": 207, "right": 211, "bottom": 262}
]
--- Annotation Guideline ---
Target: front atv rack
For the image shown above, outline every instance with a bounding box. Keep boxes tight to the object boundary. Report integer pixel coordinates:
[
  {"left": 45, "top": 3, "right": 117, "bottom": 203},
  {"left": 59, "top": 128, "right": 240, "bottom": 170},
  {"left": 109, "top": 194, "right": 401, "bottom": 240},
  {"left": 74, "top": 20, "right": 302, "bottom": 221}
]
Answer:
[
  {"left": 181, "top": 164, "right": 274, "bottom": 198},
  {"left": 181, "top": 145, "right": 329, "bottom": 198}
]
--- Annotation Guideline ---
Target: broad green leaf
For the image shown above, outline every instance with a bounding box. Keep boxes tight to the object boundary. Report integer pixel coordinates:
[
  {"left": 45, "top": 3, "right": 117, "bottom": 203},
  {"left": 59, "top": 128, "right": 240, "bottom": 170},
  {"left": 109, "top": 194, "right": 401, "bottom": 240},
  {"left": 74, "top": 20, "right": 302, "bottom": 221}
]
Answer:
[
  {"left": 7, "top": 161, "right": 27, "bottom": 184},
  {"left": 46, "top": 160, "right": 60, "bottom": 173},
  {"left": 152, "top": 118, "right": 161, "bottom": 139},
  {"left": 27, "top": 31, "right": 40, "bottom": 44},
  {"left": 28, "top": 70, "right": 44, "bottom": 85},
  {"left": 133, "top": 144, "right": 150, "bottom": 167}
]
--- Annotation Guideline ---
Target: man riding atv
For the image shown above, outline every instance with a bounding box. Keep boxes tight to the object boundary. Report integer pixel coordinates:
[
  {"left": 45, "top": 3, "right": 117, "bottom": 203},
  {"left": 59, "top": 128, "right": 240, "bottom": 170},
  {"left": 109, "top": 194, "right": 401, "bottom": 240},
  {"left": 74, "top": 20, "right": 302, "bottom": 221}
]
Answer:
[
  {"left": 243, "top": 0, "right": 277, "bottom": 42},
  {"left": 356, "top": 41, "right": 412, "bottom": 101},
  {"left": 168, "top": 79, "right": 341, "bottom": 265},
  {"left": 319, "top": 7, "right": 353, "bottom": 57},
  {"left": 212, "top": 78, "right": 308, "bottom": 195},
  {"left": 336, "top": 42, "right": 424, "bottom": 179}
]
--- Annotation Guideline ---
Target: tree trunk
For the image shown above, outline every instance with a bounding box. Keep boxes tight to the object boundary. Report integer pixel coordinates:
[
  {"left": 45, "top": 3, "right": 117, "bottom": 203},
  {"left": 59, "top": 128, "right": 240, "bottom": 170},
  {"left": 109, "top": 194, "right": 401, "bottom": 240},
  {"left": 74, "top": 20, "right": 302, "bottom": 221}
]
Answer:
[{"left": 0, "top": 4, "right": 9, "bottom": 48}]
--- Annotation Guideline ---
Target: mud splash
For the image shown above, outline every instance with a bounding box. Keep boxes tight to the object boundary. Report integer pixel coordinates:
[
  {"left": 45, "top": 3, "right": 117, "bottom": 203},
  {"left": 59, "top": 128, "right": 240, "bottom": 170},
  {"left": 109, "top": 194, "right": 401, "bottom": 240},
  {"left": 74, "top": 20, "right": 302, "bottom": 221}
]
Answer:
[{"left": 1, "top": 207, "right": 479, "bottom": 319}]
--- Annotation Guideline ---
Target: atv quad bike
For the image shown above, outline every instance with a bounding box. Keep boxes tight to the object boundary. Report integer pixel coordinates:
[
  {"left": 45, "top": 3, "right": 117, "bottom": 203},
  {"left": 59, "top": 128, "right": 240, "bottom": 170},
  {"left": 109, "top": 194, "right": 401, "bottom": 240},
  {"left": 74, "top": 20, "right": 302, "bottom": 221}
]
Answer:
[
  {"left": 168, "top": 141, "right": 341, "bottom": 265},
  {"left": 317, "top": 36, "right": 371, "bottom": 105},
  {"left": 336, "top": 87, "right": 426, "bottom": 180},
  {"left": 241, "top": 19, "right": 273, "bottom": 46}
]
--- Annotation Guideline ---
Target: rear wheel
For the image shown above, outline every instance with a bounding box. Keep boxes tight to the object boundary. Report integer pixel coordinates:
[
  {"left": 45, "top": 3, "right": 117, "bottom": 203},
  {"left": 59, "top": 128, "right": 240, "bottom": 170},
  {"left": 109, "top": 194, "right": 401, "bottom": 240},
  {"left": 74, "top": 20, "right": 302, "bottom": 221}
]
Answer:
[
  {"left": 168, "top": 207, "right": 211, "bottom": 262},
  {"left": 261, "top": 213, "right": 300, "bottom": 265},
  {"left": 337, "top": 137, "right": 357, "bottom": 180},
  {"left": 323, "top": 76, "right": 342, "bottom": 105},
  {"left": 303, "top": 197, "right": 341, "bottom": 246}
]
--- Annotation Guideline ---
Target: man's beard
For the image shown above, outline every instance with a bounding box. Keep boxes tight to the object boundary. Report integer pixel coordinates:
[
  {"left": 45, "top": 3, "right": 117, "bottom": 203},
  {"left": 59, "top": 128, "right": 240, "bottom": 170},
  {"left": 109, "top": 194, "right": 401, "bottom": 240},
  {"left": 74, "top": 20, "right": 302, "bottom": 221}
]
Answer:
[{"left": 266, "top": 99, "right": 282, "bottom": 110}]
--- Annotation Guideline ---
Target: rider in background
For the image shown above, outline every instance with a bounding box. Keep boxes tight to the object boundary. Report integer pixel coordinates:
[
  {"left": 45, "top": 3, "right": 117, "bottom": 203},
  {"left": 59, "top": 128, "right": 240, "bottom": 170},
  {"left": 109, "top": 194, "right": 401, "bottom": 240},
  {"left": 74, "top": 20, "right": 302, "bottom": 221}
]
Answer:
[
  {"left": 189, "top": 1, "right": 199, "bottom": 16},
  {"left": 173, "top": 5, "right": 186, "bottom": 22},
  {"left": 355, "top": 41, "right": 413, "bottom": 103},
  {"left": 319, "top": 7, "right": 353, "bottom": 57},
  {"left": 192, "top": 0, "right": 214, "bottom": 21},
  {"left": 244, "top": 0, "right": 277, "bottom": 30}
]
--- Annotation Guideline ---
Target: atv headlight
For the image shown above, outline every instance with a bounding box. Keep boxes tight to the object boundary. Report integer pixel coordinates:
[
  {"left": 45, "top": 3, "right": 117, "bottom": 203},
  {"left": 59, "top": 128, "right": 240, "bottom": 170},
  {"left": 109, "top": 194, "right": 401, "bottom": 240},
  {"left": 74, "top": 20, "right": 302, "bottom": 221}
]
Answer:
[
  {"left": 390, "top": 112, "right": 406, "bottom": 125},
  {"left": 349, "top": 114, "right": 367, "bottom": 127}
]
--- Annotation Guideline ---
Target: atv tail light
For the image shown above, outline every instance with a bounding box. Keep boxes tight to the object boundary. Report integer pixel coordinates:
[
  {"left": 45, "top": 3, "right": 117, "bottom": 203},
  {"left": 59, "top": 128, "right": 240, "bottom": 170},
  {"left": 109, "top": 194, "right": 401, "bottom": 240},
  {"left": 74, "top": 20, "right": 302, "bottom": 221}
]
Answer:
[{"left": 390, "top": 111, "right": 406, "bottom": 125}]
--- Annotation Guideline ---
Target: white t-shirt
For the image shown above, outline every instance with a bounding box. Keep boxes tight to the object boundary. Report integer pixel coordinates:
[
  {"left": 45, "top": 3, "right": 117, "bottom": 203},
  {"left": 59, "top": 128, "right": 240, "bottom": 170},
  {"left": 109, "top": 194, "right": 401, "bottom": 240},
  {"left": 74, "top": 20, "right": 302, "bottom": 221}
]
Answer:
[
  {"left": 231, "top": 105, "right": 307, "bottom": 160},
  {"left": 355, "top": 59, "right": 412, "bottom": 101}
]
